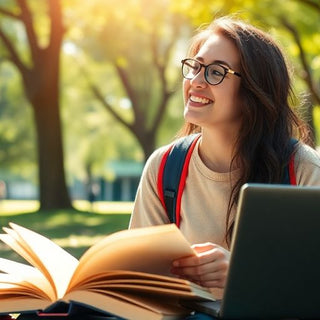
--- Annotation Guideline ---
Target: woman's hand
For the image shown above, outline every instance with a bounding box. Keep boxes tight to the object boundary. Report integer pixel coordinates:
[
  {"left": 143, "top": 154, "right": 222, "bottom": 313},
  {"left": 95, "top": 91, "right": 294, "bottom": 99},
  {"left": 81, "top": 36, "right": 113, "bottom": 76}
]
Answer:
[{"left": 171, "top": 242, "right": 230, "bottom": 288}]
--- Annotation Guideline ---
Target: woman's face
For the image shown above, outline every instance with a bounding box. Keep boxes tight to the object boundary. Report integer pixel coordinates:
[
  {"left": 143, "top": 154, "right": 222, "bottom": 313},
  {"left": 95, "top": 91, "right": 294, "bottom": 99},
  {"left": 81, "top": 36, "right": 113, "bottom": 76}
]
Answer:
[{"left": 183, "top": 32, "right": 242, "bottom": 134}]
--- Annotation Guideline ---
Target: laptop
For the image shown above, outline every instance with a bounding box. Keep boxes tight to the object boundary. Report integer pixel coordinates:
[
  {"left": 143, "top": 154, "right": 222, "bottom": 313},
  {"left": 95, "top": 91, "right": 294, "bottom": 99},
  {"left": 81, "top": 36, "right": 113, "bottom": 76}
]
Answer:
[{"left": 184, "top": 183, "right": 320, "bottom": 319}]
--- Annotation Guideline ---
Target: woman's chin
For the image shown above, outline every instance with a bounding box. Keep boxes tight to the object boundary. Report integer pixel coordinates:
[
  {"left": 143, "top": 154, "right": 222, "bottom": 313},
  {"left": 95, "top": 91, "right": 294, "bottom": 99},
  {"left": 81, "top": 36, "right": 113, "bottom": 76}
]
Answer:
[{"left": 183, "top": 106, "right": 209, "bottom": 125}]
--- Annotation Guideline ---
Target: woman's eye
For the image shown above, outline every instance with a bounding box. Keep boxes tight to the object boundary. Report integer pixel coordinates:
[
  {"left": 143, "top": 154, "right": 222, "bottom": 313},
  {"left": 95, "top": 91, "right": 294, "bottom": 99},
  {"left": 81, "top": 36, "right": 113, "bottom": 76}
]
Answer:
[{"left": 210, "top": 68, "right": 223, "bottom": 76}]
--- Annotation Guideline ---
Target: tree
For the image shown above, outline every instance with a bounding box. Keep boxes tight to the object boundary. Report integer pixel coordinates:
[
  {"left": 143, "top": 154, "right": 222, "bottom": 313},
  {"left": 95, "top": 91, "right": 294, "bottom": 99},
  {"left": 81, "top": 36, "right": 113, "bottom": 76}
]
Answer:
[
  {"left": 0, "top": 0, "right": 71, "bottom": 209},
  {"left": 68, "top": 0, "right": 187, "bottom": 161},
  {"left": 279, "top": 0, "right": 320, "bottom": 136},
  {"left": 61, "top": 43, "right": 145, "bottom": 198}
]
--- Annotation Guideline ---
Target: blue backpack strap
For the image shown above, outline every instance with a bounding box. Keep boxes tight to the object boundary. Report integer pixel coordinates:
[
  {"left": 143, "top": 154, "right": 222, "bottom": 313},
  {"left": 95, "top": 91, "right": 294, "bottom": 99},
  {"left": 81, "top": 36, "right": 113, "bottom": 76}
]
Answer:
[
  {"left": 158, "top": 136, "right": 298, "bottom": 226},
  {"left": 282, "top": 138, "right": 298, "bottom": 185},
  {"left": 158, "top": 134, "right": 200, "bottom": 226}
]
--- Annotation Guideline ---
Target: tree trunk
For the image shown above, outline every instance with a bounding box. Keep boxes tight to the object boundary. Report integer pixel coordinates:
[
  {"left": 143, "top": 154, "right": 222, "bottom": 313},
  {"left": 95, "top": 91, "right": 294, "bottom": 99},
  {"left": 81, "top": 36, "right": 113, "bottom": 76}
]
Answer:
[
  {"left": 23, "top": 50, "right": 71, "bottom": 210},
  {"left": 135, "top": 129, "right": 156, "bottom": 162},
  {"left": 32, "top": 90, "right": 71, "bottom": 210}
]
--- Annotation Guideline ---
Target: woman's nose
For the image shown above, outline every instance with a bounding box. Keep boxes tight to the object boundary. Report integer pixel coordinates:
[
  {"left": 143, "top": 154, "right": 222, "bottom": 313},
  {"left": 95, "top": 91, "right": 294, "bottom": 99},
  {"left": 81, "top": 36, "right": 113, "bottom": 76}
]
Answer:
[{"left": 190, "top": 68, "right": 207, "bottom": 87}]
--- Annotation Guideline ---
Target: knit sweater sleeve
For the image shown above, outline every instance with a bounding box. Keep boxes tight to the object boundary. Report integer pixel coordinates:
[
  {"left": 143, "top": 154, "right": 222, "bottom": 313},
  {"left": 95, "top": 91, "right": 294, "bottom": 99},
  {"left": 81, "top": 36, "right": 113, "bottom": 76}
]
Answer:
[
  {"left": 295, "top": 143, "right": 320, "bottom": 185},
  {"left": 129, "top": 145, "right": 171, "bottom": 228}
]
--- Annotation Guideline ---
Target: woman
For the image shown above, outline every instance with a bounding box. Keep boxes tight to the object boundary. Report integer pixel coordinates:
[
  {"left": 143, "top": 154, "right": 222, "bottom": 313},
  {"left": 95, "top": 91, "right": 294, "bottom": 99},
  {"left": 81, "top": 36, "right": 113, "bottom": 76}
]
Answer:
[{"left": 129, "top": 17, "right": 320, "bottom": 298}]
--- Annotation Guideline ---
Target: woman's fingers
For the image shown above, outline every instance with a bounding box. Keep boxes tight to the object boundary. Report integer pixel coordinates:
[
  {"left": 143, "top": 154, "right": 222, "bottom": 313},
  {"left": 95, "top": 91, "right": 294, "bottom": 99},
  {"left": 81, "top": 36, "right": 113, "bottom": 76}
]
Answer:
[{"left": 171, "top": 242, "right": 230, "bottom": 288}]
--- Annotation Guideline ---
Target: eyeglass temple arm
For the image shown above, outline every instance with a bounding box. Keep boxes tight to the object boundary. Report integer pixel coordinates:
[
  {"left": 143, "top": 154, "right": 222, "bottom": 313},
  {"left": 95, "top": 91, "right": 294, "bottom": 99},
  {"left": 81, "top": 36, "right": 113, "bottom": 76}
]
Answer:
[{"left": 228, "top": 69, "right": 241, "bottom": 77}]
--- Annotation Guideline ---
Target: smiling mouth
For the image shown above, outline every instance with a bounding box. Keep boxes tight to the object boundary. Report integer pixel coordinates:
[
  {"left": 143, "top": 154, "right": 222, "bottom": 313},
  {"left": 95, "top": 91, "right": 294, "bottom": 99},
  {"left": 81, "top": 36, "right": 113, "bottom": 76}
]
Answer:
[{"left": 189, "top": 95, "right": 213, "bottom": 105}]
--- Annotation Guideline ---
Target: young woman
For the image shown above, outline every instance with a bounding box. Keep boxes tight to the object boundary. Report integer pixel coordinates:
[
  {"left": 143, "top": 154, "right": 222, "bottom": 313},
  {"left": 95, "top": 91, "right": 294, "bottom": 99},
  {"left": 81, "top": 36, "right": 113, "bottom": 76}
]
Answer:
[{"left": 129, "top": 17, "right": 320, "bottom": 299}]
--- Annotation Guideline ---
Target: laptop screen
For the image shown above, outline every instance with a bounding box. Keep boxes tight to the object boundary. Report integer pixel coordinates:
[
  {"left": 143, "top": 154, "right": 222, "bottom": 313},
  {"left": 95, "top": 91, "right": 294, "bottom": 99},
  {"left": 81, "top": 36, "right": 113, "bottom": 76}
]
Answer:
[{"left": 220, "top": 183, "right": 320, "bottom": 319}]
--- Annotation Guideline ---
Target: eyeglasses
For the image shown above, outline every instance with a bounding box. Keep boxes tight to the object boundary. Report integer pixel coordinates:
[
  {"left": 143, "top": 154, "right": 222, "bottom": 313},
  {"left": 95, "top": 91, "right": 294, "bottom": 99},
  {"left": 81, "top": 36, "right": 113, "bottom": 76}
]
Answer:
[{"left": 181, "top": 58, "right": 241, "bottom": 85}]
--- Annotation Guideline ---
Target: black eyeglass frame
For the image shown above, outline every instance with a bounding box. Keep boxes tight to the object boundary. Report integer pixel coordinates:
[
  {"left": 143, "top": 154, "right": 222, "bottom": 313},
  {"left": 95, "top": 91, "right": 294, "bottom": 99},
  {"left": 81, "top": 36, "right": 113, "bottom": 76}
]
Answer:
[{"left": 181, "top": 58, "right": 241, "bottom": 85}]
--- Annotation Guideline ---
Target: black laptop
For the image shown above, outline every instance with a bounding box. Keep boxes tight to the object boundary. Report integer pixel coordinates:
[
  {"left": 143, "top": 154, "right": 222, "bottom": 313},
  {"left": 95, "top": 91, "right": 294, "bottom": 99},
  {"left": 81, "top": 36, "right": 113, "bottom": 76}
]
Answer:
[{"left": 185, "top": 183, "right": 320, "bottom": 319}]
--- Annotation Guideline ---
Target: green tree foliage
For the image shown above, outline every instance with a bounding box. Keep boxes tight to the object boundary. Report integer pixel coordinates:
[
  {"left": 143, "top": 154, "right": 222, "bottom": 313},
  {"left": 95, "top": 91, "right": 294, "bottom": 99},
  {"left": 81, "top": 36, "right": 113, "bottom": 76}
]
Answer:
[
  {"left": 0, "top": 62, "right": 36, "bottom": 178},
  {"left": 60, "top": 40, "right": 145, "bottom": 192},
  {"left": 65, "top": 0, "right": 187, "bottom": 160}
]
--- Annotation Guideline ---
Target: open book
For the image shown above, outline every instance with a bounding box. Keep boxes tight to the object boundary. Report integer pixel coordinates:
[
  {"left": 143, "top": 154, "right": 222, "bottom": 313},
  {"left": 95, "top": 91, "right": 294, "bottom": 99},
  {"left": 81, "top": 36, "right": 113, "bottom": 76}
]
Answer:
[{"left": 0, "top": 223, "right": 215, "bottom": 320}]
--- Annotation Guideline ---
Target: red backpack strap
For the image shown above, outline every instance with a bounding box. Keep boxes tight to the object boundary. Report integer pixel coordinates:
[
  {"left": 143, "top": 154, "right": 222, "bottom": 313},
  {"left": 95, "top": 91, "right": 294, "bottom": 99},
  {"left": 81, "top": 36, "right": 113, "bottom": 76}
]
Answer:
[
  {"left": 288, "top": 153, "right": 296, "bottom": 185},
  {"left": 157, "top": 134, "right": 201, "bottom": 227},
  {"left": 288, "top": 138, "right": 298, "bottom": 185},
  {"left": 282, "top": 138, "right": 298, "bottom": 185}
]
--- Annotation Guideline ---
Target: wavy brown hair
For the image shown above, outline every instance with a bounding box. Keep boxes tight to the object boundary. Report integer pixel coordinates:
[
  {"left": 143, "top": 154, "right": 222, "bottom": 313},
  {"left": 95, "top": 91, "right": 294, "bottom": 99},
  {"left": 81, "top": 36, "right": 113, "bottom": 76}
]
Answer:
[{"left": 179, "top": 17, "right": 312, "bottom": 247}]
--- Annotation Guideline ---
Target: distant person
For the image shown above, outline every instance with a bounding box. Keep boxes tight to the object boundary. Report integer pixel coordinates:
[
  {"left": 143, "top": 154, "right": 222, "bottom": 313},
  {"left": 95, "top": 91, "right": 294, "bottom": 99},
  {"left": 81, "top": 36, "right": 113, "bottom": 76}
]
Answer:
[
  {"left": 88, "top": 183, "right": 99, "bottom": 212},
  {"left": 129, "top": 15, "right": 320, "bottom": 312},
  {"left": 0, "top": 180, "right": 7, "bottom": 206}
]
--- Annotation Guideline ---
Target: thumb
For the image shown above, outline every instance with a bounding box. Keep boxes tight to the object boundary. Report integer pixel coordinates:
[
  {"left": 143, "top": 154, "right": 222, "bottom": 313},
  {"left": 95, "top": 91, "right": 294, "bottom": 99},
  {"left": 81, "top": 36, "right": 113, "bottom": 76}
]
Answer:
[{"left": 191, "top": 242, "right": 215, "bottom": 254}]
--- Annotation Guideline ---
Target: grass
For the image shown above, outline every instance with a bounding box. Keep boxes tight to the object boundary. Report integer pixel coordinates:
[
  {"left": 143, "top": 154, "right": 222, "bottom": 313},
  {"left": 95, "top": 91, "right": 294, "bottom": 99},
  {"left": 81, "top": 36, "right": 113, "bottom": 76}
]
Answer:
[
  {"left": 0, "top": 200, "right": 132, "bottom": 261},
  {"left": 0, "top": 199, "right": 133, "bottom": 215}
]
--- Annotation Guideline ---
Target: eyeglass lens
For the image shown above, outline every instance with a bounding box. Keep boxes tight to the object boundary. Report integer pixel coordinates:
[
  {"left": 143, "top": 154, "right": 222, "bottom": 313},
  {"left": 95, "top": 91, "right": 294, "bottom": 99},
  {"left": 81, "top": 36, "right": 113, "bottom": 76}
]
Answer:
[{"left": 182, "top": 59, "right": 226, "bottom": 85}]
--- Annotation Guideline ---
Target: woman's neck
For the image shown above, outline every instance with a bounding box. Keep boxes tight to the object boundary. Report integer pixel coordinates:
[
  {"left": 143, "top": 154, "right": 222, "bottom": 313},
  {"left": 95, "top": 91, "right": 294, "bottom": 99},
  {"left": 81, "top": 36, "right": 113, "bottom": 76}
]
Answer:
[{"left": 198, "top": 129, "right": 238, "bottom": 173}]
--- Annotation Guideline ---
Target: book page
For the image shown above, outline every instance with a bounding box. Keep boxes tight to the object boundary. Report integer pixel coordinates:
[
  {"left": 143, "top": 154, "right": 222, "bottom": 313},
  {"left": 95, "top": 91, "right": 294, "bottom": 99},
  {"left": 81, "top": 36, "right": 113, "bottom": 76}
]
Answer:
[
  {"left": 0, "top": 223, "right": 79, "bottom": 299},
  {"left": 68, "top": 224, "right": 195, "bottom": 290},
  {"left": 69, "top": 269, "right": 187, "bottom": 290},
  {"left": 0, "top": 258, "right": 55, "bottom": 301},
  {"left": 0, "top": 231, "right": 40, "bottom": 271},
  {"left": 69, "top": 270, "right": 214, "bottom": 301},
  {"left": 0, "top": 295, "right": 50, "bottom": 314},
  {"left": 0, "top": 275, "right": 49, "bottom": 300},
  {"left": 90, "top": 283, "right": 213, "bottom": 300}
]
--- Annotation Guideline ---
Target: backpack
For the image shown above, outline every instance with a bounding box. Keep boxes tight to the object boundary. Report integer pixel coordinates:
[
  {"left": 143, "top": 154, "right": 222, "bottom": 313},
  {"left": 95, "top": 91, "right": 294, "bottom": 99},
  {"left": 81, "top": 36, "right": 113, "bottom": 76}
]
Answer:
[{"left": 157, "top": 134, "right": 297, "bottom": 227}]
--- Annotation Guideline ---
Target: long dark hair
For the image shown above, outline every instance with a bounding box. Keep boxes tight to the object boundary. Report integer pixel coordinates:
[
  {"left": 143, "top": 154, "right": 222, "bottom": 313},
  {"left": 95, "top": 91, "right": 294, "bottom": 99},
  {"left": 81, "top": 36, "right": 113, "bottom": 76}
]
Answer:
[{"left": 179, "top": 17, "right": 312, "bottom": 246}]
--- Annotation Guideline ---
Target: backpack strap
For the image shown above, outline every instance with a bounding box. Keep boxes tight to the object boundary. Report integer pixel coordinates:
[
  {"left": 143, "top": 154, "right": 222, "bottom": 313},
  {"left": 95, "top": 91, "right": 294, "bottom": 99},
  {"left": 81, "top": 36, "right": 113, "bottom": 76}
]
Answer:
[
  {"left": 157, "top": 135, "right": 298, "bottom": 226},
  {"left": 288, "top": 153, "right": 297, "bottom": 185},
  {"left": 282, "top": 138, "right": 298, "bottom": 185},
  {"left": 157, "top": 134, "right": 201, "bottom": 226}
]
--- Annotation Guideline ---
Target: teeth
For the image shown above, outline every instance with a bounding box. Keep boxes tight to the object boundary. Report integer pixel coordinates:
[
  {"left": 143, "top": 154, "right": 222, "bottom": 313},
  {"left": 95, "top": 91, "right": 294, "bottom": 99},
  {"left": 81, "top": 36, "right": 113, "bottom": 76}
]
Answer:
[{"left": 190, "top": 95, "right": 210, "bottom": 104}]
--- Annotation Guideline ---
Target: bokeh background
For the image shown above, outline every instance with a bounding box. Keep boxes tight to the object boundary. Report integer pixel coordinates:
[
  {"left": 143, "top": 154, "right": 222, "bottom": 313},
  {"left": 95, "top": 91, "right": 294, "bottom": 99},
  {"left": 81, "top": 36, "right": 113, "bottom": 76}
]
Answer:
[{"left": 0, "top": 0, "right": 319, "bottom": 258}]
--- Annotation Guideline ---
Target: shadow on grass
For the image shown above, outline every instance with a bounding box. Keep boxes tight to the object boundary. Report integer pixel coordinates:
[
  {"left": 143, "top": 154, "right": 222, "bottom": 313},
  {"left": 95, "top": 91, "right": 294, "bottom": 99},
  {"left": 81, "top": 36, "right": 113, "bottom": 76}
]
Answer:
[{"left": 0, "top": 209, "right": 131, "bottom": 261}]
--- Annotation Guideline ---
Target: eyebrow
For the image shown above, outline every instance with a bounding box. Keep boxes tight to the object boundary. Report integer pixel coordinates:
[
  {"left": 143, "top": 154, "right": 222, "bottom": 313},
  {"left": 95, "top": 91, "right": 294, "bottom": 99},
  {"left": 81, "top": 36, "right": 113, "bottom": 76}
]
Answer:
[{"left": 195, "top": 56, "right": 233, "bottom": 69}]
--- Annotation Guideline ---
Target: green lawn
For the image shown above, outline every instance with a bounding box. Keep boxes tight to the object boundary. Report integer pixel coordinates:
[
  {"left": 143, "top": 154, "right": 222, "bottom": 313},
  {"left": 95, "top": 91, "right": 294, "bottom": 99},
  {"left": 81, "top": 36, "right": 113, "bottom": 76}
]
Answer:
[{"left": 0, "top": 200, "right": 132, "bottom": 262}]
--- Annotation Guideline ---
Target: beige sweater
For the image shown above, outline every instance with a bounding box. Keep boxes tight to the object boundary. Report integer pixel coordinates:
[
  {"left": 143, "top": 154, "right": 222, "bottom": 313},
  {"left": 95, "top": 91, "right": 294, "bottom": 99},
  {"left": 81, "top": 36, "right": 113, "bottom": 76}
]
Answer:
[{"left": 130, "top": 138, "right": 320, "bottom": 249}]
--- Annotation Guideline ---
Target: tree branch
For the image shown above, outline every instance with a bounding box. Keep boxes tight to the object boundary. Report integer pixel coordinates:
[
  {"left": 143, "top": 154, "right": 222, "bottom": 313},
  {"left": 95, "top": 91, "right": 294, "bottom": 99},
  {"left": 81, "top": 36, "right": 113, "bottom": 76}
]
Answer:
[
  {"left": 17, "top": 0, "right": 39, "bottom": 61},
  {"left": 113, "top": 63, "right": 147, "bottom": 129},
  {"left": 281, "top": 17, "right": 320, "bottom": 105},
  {"left": 0, "top": 29, "right": 27, "bottom": 74},
  {"left": 90, "top": 83, "right": 134, "bottom": 132},
  {"left": 48, "top": 0, "right": 65, "bottom": 50},
  {"left": 294, "top": 0, "right": 320, "bottom": 12},
  {"left": 114, "top": 63, "right": 139, "bottom": 108},
  {"left": 150, "top": 23, "right": 178, "bottom": 132},
  {"left": 77, "top": 61, "right": 136, "bottom": 136},
  {"left": 0, "top": 7, "right": 21, "bottom": 19}
]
